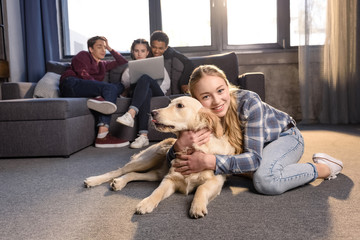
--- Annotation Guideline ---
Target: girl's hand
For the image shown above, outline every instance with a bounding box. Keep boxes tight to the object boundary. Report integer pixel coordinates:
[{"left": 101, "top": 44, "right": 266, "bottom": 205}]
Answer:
[
  {"left": 173, "top": 151, "right": 216, "bottom": 175},
  {"left": 173, "top": 128, "right": 211, "bottom": 153}
]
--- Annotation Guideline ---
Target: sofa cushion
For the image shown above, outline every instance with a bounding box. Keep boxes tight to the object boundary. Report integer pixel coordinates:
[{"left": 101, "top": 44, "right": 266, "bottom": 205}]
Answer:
[
  {"left": 1, "top": 82, "right": 36, "bottom": 99},
  {"left": 46, "top": 61, "right": 71, "bottom": 74},
  {"left": 0, "top": 98, "right": 91, "bottom": 121},
  {"left": 106, "top": 63, "right": 128, "bottom": 84},
  {"left": 190, "top": 52, "right": 239, "bottom": 85},
  {"left": 33, "top": 72, "right": 61, "bottom": 98}
]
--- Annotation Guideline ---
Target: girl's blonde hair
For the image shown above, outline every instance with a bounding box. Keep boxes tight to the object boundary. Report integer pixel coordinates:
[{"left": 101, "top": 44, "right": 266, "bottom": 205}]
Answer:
[{"left": 188, "top": 65, "right": 243, "bottom": 154}]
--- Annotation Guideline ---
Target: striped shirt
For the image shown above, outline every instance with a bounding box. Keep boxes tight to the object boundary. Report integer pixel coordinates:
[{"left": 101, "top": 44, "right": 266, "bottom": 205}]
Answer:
[{"left": 167, "top": 89, "right": 293, "bottom": 175}]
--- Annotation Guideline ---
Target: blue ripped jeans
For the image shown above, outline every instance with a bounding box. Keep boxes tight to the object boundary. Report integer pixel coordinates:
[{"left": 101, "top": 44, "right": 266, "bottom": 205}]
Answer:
[{"left": 253, "top": 127, "right": 317, "bottom": 195}]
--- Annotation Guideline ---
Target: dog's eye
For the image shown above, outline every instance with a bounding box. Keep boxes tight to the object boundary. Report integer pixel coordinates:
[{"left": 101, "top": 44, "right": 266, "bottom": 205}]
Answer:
[{"left": 176, "top": 103, "right": 184, "bottom": 108}]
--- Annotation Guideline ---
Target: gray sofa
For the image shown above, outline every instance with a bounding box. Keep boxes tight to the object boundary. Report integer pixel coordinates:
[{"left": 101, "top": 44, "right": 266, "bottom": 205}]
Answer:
[{"left": 0, "top": 52, "right": 265, "bottom": 158}]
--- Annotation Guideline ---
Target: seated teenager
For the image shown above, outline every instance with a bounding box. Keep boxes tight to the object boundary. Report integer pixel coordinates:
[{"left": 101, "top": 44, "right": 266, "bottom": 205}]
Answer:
[
  {"left": 60, "top": 36, "right": 129, "bottom": 148},
  {"left": 150, "top": 30, "right": 194, "bottom": 93},
  {"left": 117, "top": 38, "right": 170, "bottom": 148}
]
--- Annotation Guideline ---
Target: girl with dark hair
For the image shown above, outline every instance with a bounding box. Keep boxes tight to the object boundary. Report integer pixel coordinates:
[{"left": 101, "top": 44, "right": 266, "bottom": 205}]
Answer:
[{"left": 117, "top": 39, "right": 170, "bottom": 148}]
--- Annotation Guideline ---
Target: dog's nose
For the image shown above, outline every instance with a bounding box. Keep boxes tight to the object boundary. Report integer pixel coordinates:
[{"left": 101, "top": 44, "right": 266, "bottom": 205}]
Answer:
[{"left": 151, "top": 110, "right": 158, "bottom": 118}]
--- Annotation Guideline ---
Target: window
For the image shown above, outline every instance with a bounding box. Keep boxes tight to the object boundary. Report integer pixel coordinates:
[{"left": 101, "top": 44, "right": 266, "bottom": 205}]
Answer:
[
  {"left": 290, "top": 0, "right": 327, "bottom": 46},
  {"left": 227, "top": 0, "right": 277, "bottom": 45},
  {"left": 62, "top": 0, "right": 150, "bottom": 56},
  {"left": 60, "top": 0, "right": 327, "bottom": 57},
  {"left": 161, "top": 0, "right": 211, "bottom": 47}
]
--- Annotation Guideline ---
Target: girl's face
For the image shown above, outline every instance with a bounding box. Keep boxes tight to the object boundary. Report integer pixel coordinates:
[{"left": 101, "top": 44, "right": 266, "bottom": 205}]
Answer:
[
  {"left": 132, "top": 43, "right": 149, "bottom": 60},
  {"left": 192, "top": 75, "right": 231, "bottom": 118},
  {"left": 89, "top": 39, "right": 107, "bottom": 62}
]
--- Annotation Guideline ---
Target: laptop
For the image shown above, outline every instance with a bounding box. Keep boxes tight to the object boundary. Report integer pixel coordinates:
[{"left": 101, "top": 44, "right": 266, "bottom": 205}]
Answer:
[{"left": 128, "top": 55, "right": 165, "bottom": 84}]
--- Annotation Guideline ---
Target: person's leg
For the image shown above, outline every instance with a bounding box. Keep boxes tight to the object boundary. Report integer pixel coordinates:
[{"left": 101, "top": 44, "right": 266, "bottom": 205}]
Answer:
[
  {"left": 86, "top": 82, "right": 124, "bottom": 115},
  {"left": 130, "top": 74, "right": 164, "bottom": 109},
  {"left": 92, "top": 82, "right": 122, "bottom": 137},
  {"left": 129, "top": 89, "right": 152, "bottom": 149},
  {"left": 60, "top": 77, "right": 122, "bottom": 101},
  {"left": 60, "top": 77, "right": 128, "bottom": 148},
  {"left": 117, "top": 75, "right": 164, "bottom": 129},
  {"left": 130, "top": 84, "right": 164, "bottom": 149},
  {"left": 117, "top": 75, "right": 164, "bottom": 148},
  {"left": 253, "top": 127, "right": 316, "bottom": 195},
  {"left": 312, "top": 153, "right": 343, "bottom": 179},
  {"left": 137, "top": 89, "right": 152, "bottom": 134},
  {"left": 61, "top": 77, "right": 115, "bottom": 127}
]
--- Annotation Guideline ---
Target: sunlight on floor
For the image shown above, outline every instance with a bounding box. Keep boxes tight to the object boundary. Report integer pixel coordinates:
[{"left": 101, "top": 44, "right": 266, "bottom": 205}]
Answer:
[
  {"left": 310, "top": 178, "right": 325, "bottom": 187},
  {"left": 229, "top": 186, "right": 249, "bottom": 195}
]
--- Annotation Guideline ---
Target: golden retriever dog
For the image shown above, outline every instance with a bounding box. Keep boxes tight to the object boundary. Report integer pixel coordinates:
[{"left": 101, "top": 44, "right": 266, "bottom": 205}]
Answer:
[{"left": 84, "top": 96, "right": 235, "bottom": 218}]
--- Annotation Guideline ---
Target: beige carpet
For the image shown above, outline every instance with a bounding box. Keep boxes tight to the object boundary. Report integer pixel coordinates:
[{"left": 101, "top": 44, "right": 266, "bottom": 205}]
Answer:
[{"left": 299, "top": 124, "right": 360, "bottom": 240}]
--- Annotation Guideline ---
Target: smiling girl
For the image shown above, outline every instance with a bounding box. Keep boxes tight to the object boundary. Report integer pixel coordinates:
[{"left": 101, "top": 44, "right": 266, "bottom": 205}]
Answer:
[{"left": 167, "top": 65, "right": 343, "bottom": 195}]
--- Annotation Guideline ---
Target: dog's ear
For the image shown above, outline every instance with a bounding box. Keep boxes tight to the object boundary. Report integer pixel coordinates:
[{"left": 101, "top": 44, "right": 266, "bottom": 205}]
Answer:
[{"left": 198, "top": 108, "right": 224, "bottom": 137}]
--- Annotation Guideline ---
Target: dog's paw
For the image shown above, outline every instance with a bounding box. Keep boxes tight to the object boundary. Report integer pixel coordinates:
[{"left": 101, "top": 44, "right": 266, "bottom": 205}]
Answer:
[
  {"left": 189, "top": 203, "right": 208, "bottom": 219},
  {"left": 135, "top": 197, "right": 158, "bottom": 215},
  {"left": 110, "top": 179, "right": 126, "bottom": 191},
  {"left": 84, "top": 177, "right": 101, "bottom": 188}
]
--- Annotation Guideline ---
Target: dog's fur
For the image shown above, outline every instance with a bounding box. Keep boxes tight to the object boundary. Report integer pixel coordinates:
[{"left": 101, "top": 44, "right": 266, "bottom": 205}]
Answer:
[{"left": 84, "top": 96, "right": 236, "bottom": 218}]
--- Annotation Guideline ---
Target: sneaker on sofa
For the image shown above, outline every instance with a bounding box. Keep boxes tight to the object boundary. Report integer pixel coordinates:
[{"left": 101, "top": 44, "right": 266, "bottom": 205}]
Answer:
[
  {"left": 130, "top": 135, "right": 149, "bottom": 149},
  {"left": 312, "top": 153, "right": 343, "bottom": 180},
  {"left": 87, "top": 96, "right": 117, "bottom": 115},
  {"left": 95, "top": 134, "right": 129, "bottom": 148}
]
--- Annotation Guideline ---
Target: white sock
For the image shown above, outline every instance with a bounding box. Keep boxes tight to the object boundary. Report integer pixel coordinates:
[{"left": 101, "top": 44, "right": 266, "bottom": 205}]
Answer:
[{"left": 97, "top": 131, "right": 109, "bottom": 139}]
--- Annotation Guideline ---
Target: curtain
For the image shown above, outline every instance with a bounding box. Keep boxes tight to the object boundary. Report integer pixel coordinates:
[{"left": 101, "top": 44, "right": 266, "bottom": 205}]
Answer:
[
  {"left": 298, "top": 0, "right": 360, "bottom": 124},
  {"left": 298, "top": 0, "right": 327, "bottom": 124},
  {"left": 321, "top": 0, "right": 360, "bottom": 123},
  {"left": 20, "top": 0, "right": 59, "bottom": 83}
]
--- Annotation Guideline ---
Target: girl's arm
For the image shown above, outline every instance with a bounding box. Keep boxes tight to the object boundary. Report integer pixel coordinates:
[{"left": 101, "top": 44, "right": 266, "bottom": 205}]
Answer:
[
  {"left": 168, "top": 94, "right": 265, "bottom": 175},
  {"left": 160, "top": 68, "right": 171, "bottom": 94},
  {"left": 121, "top": 68, "right": 131, "bottom": 89}
]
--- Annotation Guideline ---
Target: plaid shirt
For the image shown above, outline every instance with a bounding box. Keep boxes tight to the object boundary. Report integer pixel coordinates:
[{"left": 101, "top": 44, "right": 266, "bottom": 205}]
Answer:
[
  {"left": 215, "top": 90, "right": 292, "bottom": 174},
  {"left": 167, "top": 90, "right": 293, "bottom": 175}
]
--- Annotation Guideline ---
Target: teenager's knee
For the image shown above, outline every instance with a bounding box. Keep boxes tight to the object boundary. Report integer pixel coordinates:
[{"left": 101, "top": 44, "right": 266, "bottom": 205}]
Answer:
[
  {"left": 138, "top": 74, "right": 152, "bottom": 84},
  {"left": 253, "top": 173, "right": 285, "bottom": 195},
  {"left": 105, "top": 83, "right": 118, "bottom": 93},
  {"left": 102, "top": 84, "right": 119, "bottom": 102}
]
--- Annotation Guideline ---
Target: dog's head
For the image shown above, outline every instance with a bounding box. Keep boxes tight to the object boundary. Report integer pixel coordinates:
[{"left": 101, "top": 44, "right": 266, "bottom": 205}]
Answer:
[{"left": 151, "top": 96, "right": 224, "bottom": 137}]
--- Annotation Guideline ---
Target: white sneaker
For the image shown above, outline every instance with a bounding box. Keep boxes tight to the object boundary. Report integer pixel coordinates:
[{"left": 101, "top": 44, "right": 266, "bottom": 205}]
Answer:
[
  {"left": 313, "top": 153, "right": 343, "bottom": 180},
  {"left": 130, "top": 135, "right": 149, "bottom": 149},
  {"left": 87, "top": 96, "right": 117, "bottom": 114},
  {"left": 116, "top": 112, "right": 134, "bottom": 127}
]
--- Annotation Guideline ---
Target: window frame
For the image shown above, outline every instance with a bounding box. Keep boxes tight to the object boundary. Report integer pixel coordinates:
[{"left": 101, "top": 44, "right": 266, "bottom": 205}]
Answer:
[
  {"left": 222, "top": 0, "right": 291, "bottom": 51},
  {"left": 59, "top": 0, "right": 70, "bottom": 58},
  {"left": 59, "top": 0, "right": 298, "bottom": 58},
  {"left": 151, "top": 0, "right": 219, "bottom": 53}
]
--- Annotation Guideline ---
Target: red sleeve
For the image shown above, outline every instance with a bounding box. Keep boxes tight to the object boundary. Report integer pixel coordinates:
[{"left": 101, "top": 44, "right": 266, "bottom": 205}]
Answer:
[
  {"left": 71, "top": 51, "right": 95, "bottom": 80},
  {"left": 103, "top": 50, "right": 128, "bottom": 71}
]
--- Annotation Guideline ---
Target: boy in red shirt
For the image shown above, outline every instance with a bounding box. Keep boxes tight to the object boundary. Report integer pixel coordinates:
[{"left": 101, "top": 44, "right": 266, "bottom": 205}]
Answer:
[{"left": 60, "top": 36, "right": 129, "bottom": 148}]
